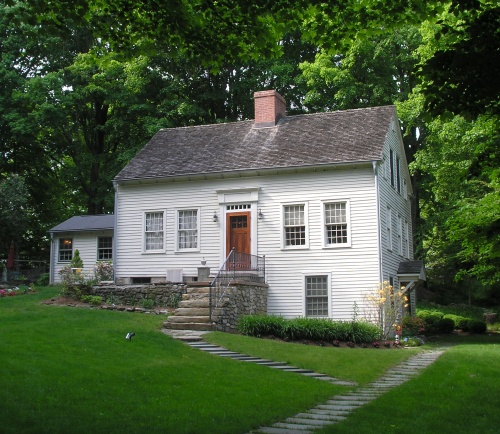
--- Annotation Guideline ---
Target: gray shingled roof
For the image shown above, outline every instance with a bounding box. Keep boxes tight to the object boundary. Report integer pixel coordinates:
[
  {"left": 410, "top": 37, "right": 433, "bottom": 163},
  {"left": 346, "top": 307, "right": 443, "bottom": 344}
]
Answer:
[
  {"left": 115, "top": 106, "right": 396, "bottom": 182},
  {"left": 49, "top": 215, "right": 114, "bottom": 233},
  {"left": 397, "top": 261, "right": 425, "bottom": 276}
]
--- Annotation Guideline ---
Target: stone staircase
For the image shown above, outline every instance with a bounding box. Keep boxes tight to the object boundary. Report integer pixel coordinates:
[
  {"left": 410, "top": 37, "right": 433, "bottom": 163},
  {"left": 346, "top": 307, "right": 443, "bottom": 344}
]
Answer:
[{"left": 163, "top": 284, "right": 219, "bottom": 332}]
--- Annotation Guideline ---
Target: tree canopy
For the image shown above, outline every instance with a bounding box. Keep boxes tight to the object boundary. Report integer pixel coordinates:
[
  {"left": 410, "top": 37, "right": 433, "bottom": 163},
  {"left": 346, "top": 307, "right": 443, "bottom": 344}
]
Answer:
[{"left": 1, "top": 0, "right": 498, "bottom": 305}]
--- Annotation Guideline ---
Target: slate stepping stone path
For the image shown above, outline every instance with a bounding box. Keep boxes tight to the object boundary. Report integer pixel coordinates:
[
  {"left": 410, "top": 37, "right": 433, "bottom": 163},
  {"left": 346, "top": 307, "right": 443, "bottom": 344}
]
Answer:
[{"left": 187, "top": 341, "right": 446, "bottom": 434}]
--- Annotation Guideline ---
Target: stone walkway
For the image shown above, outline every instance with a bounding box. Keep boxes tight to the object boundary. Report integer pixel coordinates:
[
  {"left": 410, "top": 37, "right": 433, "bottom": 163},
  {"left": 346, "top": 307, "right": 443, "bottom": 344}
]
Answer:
[{"left": 182, "top": 338, "right": 446, "bottom": 434}]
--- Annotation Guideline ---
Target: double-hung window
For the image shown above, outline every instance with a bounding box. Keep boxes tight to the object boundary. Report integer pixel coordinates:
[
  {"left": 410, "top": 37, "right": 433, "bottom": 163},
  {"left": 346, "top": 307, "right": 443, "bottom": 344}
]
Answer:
[
  {"left": 177, "top": 209, "right": 199, "bottom": 250},
  {"left": 98, "top": 236, "right": 113, "bottom": 260},
  {"left": 324, "top": 201, "right": 350, "bottom": 247},
  {"left": 305, "top": 275, "right": 330, "bottom": 317},
  {"left": 283, "top": 204, "right": 307, "bottom": 247},
  {"left": 144, "top": 211, "right": 164, "bottom": 252},
  {"left": 59, "top": 238, "right": 73, "bottom": 262}
]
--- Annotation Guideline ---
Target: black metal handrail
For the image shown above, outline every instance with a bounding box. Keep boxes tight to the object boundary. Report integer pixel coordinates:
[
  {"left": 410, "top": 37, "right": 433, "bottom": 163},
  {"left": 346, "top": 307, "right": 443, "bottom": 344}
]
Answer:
[{"left": 209, "top": 248, "right": 265, "bottom": 320}]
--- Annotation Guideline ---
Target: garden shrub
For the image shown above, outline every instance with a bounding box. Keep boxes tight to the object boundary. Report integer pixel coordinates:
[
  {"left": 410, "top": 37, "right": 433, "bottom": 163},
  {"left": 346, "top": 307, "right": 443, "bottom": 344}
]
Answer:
[
  {"left": 422, "top": 314, "right": 441, "bottom": 334},
  {"left": 81, "top": 295, "right": 103, "bottom": 306},
  {"left": 437, "top": 317, "right": 455, "bottom": 334},
  {"left": 94, "top": 261, "right": 113, "bottom": 282},
  {"left": 402, "top": 316, "right": 425, "bottom": 336},
  {"left": 36, "top": 273, "right": 50, "bottom": 286},
  {"left": 458, "top": 318, "right": 471, "bottom": 331},
  {"left": 443, "top": 314, "right": 467, "bottom": 328},
  {"left": 468, "top": 320, "right": 487, "bottom": 334},
  {"left": 237, "top": 315, "right": 380, "bottom": 343}
]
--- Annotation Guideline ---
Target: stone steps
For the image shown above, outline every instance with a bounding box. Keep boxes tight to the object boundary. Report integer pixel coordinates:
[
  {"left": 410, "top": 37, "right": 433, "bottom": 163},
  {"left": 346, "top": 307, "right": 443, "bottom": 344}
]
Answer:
[{"left": 163, "top": 286, "right": 218, "bottom": 332}]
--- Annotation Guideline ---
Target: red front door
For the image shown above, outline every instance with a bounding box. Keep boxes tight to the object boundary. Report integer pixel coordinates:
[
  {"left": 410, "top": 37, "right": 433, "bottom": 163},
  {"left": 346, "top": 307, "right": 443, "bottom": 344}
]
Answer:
[{"left": 226, "top": 212, "right": 251, "bottom": 256}]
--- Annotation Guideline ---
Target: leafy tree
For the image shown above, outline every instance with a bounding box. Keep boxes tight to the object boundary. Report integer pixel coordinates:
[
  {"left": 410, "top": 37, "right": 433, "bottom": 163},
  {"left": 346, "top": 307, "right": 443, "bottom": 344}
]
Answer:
[
  {"left": 411, "top": 114, "right": 500, "bottom": 303},
  {"left": 0, "top": 174, "right": 29, "bottom": 258}
]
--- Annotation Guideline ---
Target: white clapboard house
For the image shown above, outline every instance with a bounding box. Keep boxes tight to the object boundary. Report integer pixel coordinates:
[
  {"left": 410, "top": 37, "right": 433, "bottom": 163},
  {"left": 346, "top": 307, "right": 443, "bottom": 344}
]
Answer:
[{"left": 107, "top": 90, "right": 424, "bottom": 319}]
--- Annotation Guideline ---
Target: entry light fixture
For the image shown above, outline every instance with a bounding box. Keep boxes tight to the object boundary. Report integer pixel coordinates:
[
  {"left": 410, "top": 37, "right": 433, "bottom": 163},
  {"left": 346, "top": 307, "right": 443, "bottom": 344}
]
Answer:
[
  {"left": 258, "top": 208, "right": 264, "bottom": 220},
  {"left": 213, "top": 211, "right": 219, "bottom": 222}
]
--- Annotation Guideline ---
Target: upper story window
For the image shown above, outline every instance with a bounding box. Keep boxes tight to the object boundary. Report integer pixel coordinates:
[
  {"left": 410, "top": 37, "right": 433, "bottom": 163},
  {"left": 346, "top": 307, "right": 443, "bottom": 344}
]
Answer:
[
  {"left": 177, "top": 209, "right": 199, "bottom": 250},
  {"left": 323, "top": 201, "right": 351, "bottom": 247},
  {"left": 98, "top": 236, "right": 113, "bottom": 260},
  {"left": 58, "top": 238, "right": 73, "bottom": 262},
  {"left": 283, "top": 204, "right": 307, "bottom": 247},
  {"left": 144, "top": 211, "right": 164, "bottom": 252}
]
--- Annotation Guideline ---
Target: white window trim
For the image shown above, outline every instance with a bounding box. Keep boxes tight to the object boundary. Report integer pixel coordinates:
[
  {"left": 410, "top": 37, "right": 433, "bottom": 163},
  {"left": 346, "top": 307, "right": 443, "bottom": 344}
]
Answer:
[
  {"left": 303, "top": 273, "right": 332, "bottom": 318},
  {"left": 175, "top": 207, "right": 201, "bottom": 253},
  {"left": 142, "top": 210, "right": 166, "bottom": 254},
  {"left": 322, "top": 199, "right": 351, "bottom": 248},
  {"left": 281, "top": 202, "right": 309, "bottom": 250}
]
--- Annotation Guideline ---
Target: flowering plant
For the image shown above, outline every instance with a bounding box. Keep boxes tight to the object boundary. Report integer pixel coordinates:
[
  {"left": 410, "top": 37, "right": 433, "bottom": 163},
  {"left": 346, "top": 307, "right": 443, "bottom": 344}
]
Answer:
[
  {"left": 373, "top": 341, "right": 380, "bottom": 348},
  {"left": 347, "top": 341, "right": 355, "bottom": 347},
  {"left": 332, "top": 340, "right": 340, "bottom": 347},
  {"left": 0, "top": 289, "right": 6, "bottom": 297}
]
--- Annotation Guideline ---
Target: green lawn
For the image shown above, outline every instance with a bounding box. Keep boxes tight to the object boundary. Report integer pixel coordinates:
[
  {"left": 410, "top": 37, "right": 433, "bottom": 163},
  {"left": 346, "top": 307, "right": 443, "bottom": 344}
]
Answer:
[
  {"left": 2, "top": 287, "right": 499, "bottom": 434},
  {"left": 0, "top": 287, "right": 339, "bottom": 434}
]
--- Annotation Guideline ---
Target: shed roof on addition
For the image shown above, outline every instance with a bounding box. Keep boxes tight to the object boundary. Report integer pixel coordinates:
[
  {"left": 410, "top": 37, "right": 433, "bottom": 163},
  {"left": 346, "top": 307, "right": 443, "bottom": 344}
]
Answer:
[
  {"left": 115, "top": 105, "right": 397, "bottom": 182},
  {"left": 49, "top": 215, "right": 114, "bottom": 233}
]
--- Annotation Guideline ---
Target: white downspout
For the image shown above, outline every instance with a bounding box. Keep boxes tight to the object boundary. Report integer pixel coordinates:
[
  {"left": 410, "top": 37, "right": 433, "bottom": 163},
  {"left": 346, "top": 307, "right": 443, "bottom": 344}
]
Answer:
[{"left": 373, "top": 161, "right": 383, "bottom": 284}]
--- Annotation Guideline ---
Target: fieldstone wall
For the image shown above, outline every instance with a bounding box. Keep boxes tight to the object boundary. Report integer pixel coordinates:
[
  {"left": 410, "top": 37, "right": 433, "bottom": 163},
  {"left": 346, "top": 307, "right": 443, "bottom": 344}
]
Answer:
[
  {"left": 91, "top": 282, "right": 188, "bottom": 306},
  {"left": 215, "top": 282, "right": 268, "bottom": 332}
]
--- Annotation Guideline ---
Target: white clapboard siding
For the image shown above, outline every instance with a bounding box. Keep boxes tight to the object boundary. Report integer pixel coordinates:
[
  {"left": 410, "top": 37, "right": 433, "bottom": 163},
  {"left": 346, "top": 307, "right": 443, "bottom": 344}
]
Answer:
[
  {"left": 378, "top": 120, "right": 414, "bottom": 292},
  {"left": 116, "top": 164, "right": 382, "bottom": 320},
  {"left": 51, "top": 230, "right": 113, "bottom": 283}
]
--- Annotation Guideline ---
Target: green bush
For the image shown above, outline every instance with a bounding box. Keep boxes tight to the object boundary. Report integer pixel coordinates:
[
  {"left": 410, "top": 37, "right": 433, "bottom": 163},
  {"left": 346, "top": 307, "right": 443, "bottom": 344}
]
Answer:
[
  {"left": 141, "top": 298, "right": 155, "bottom": 310},
  {"left": 468, "top": 320, "right": 487, "bottom": 334},
  {"left": 81, "top": 295, "right": 103, "bottom": 306},
  {"left": 443, "top": 314, "right": 467, "bottom": 328},
  {"left": 403, "top": 338, "right": 422, "bottom": 347},
  {"left": 237, "top": 315, "right": 380, "bottom": 343},
  {"left": 402, "top": 316, "right": 426, "bottom": 336},
  {"left": 437, "top": 317, "right": 455, "bottom": 334},
  {"left": 458, "top": 318, "right": 470, "bottom": 331},
  {"left": 36, "top": 273, "right": 50, "bottom": 286},
  {"left": 422, "top": 314, "right": 441, "bottom": 334}
]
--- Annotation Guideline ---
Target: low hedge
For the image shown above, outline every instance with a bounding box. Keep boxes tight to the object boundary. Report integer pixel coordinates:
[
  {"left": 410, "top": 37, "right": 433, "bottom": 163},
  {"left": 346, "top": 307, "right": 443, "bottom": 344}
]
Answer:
[{"left": 237, "top": 315, "right": 381, "bottom": 343}]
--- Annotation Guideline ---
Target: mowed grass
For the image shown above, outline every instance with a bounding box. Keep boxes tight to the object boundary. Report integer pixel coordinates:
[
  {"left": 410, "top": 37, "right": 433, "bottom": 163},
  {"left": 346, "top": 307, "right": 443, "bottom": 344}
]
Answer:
[
  {"left": 0, "top": 287, "right": 339, "bottom": 434},
  {"left": 204, "top": 332, "right": 421, "bottom": 385},
  {"left": 317, "top": 336, "right": 500, "bottom": 434},
  {"left": 3, "top": 288, "right": 499, "bottom": 434}
]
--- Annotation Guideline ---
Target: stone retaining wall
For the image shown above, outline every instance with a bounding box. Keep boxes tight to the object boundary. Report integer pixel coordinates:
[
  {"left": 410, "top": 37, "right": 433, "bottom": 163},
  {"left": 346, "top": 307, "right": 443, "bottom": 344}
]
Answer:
[
  {"left": 215, "top": 282, "right": 268, "bottom": 332},
  {"left": 91, "top": 283, "right": 188, "bottom": 307}
]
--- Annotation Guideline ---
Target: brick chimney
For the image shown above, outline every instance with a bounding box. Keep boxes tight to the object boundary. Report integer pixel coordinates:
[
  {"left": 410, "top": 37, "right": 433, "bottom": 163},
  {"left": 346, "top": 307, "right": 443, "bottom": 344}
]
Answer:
[{"left": 254, "top": 90, "right": 286, "bottom": 127}]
